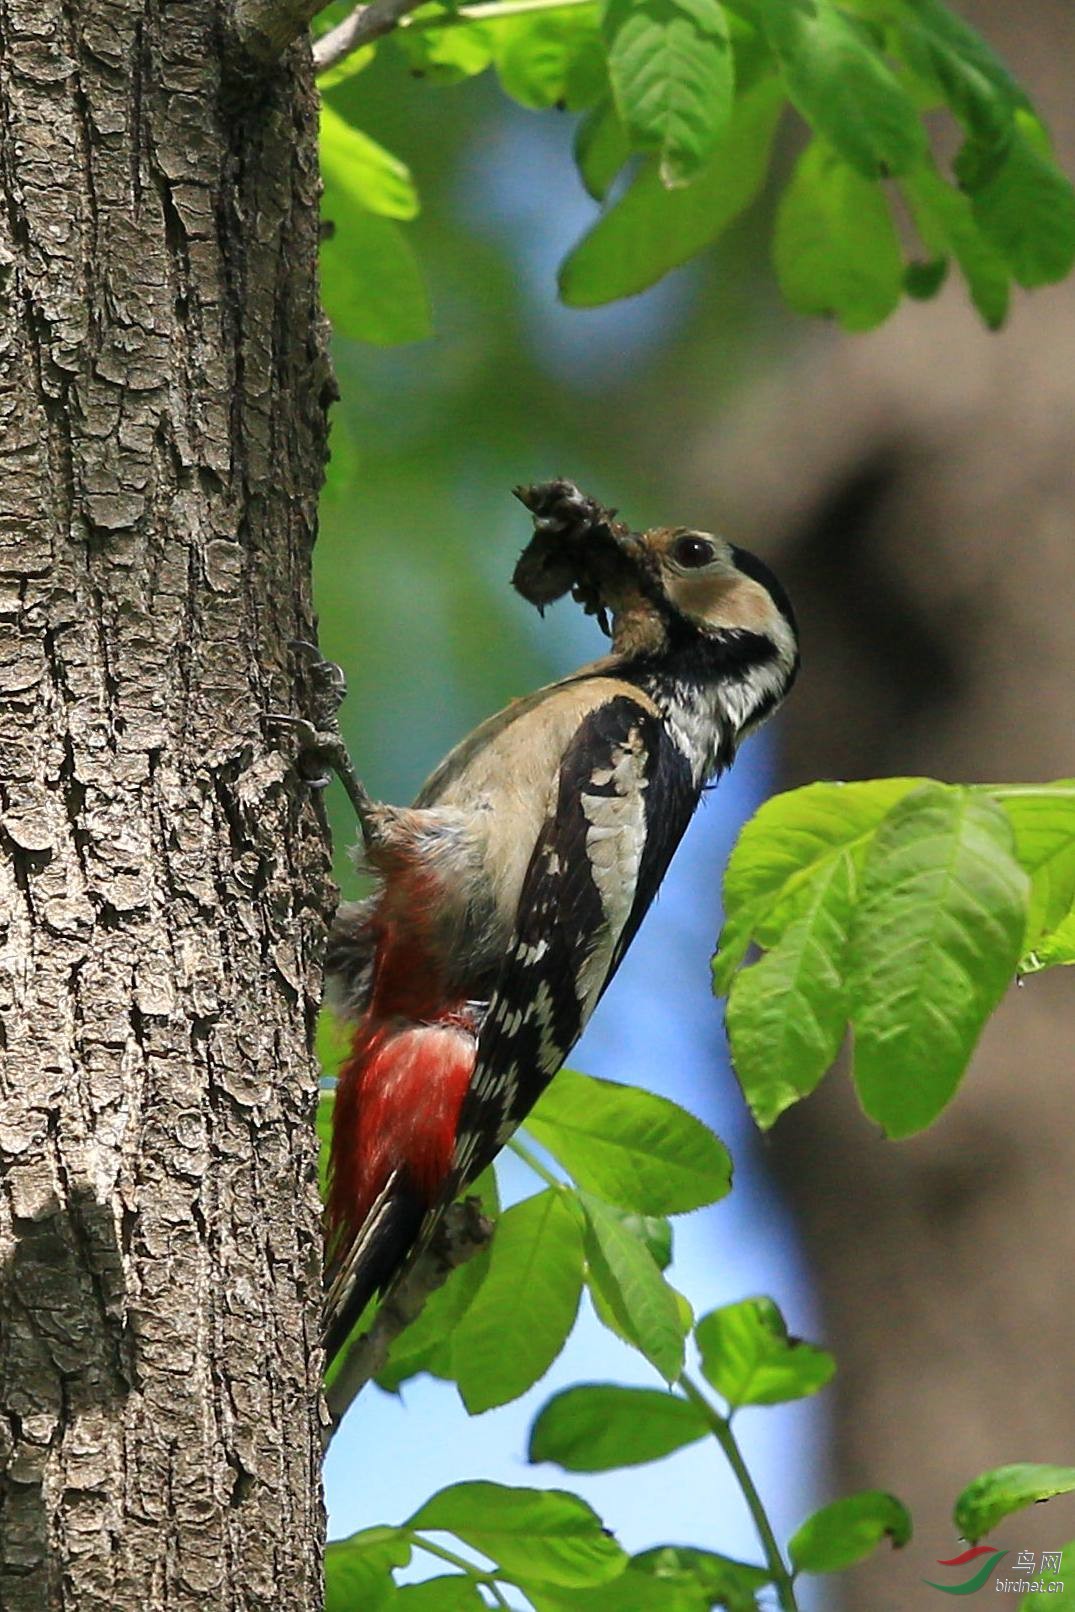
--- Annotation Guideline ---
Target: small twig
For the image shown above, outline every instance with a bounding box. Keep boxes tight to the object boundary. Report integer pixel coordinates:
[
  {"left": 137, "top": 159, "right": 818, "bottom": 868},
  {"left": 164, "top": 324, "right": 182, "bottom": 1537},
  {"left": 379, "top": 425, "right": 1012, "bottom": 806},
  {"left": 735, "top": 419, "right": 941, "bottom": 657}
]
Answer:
[
  {"left": 313, "top": 0, "right": 428, "bottom": 73},
  {"left": 323, "top": 1197, "right": 493, "bottom": 1443},
  {"left": 314, "top": 0, "right": 594, "bottom": 75}
]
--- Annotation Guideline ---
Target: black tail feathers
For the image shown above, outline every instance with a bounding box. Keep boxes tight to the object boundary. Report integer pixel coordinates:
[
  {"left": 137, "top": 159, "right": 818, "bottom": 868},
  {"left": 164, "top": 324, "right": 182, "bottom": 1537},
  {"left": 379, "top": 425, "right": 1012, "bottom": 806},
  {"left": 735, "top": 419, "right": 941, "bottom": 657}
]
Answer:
[{"left": 322, "top": 1177, "right": 426, "bottom": 1367}]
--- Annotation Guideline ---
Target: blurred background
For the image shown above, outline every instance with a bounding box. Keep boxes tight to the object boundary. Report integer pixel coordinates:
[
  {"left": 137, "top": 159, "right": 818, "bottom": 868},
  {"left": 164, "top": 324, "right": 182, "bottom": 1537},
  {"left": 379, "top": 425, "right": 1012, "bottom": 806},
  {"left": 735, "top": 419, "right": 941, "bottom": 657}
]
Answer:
[{"left": 316, "top": 4, "right": 1075, "bottom": 1605}]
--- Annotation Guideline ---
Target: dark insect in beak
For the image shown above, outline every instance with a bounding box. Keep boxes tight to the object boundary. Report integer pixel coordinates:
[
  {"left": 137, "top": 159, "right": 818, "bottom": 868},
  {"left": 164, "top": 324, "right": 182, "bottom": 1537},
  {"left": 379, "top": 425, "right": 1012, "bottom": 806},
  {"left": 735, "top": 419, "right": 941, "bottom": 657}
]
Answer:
[{"left": 512, "top": 479, "right": 651, "bottom": 627}]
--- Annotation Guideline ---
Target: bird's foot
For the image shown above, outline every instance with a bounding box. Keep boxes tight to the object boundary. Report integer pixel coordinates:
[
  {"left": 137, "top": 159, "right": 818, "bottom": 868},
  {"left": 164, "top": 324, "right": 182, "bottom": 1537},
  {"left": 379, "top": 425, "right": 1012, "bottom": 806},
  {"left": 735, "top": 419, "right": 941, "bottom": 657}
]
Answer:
[{"left": 268, "top": 642, "right": 374, "bottom": 826}]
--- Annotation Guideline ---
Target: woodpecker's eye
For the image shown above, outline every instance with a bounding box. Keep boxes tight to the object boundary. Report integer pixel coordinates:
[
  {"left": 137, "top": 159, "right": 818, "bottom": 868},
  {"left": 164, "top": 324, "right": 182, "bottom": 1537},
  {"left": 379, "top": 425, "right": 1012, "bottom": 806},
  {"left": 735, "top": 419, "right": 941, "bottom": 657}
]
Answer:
[{"left": 671, "top": 535, "right": 716, "bottom": 570}]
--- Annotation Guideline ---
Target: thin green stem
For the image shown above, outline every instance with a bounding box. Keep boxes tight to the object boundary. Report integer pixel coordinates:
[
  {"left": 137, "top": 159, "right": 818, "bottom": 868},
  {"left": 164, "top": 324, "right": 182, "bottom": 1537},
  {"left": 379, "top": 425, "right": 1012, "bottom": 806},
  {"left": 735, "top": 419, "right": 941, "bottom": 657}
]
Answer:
[
  {"left": 679, "top": 1372, "right": 799, "bottom": 1612},
  {"left": 405, "top": 0, "right": 595, "bottom": 30},
  {"left": 411, "top": 1532, "right": 506, "bottom": 1593},
  {"left": 507, "top": 1133, "right": 564, "bottom": 1193}
]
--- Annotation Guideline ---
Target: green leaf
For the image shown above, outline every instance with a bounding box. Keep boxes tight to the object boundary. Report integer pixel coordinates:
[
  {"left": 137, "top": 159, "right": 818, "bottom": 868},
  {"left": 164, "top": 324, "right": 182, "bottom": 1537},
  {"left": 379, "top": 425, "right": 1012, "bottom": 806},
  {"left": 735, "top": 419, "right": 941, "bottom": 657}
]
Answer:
[
  {"left": 847, "top": 783, "right": 1030, "bottom": 1137},
  {"left": 714, "top": 778, "right": 922, "bottom": 993},
  {"left": 529, "top": 1567, "right": 709, "bottom": 1611},
  {"left": 526, "top": 1069, "right": 732, "bottom": 1213},
  {"left": 494, "top": 6, "right": 606, "bottom": 111},
  {"left": 773, "top": 139, "right": 903, "bottom": 331},
  {"left": 955, "top": 1464, "right": 1075, "bottom": 1545},
  {"left": 394, "top": 8, "right": 496, "bottom": 82},
  {"left": 560, "top": 74, "right": 782, "bottom": 304},
  {"left": 320, "top": 104, "right": 420, "bottom": 221},
  {"left": 762, "top": 0, "right": 925, "bottom": 178},
  {"left": 788, "top": 1492, "right": 911, "bottom": 1574},
  {"left": 449, "top": 1189, "right": 584, "bottom": 1413},
  {"left": 376, "top": 1170, "right": 499, "bottom": 1392},
  {"left": 725, "top": 848, "right": 853, "bottom": 1128},
  {"left": 318, "top": 90, "right": 430, "bottom": 344},
  {"left": 634, "top": 1545, "right": 771, "bottom": 1612},
  {"left": 989, "top": 782, "right": 1075, "bottom": 950},
  {"left": 581, "top": 1193, "right": 686, "bottom": 1381},
  {"left": 903, "top": 256, "right": 948, "bottom": 301},
  {"left": 603, "top": 0, "right": 734, "bottom": 187},
  {"left": 959, "top": 113, "right": 1075, "bottom": 289},
  {"left": 574, "top": 100, "right": 631, "bottom": 201},
  {"left": 902, "top": 158, "right": 1010, "bottom": 328},
  {"left": 619, "top": 1212, "right": 674, "bottom": 1271},
  {"left": 325, "top": 1527, "right": 411, "bottom": 1612},
  {"left": 893, "top": 0, "right": 1027, "bottom": 144},
  {"left": 319, "top": 193, "right": 431, "bottom": 346},
  {"left": 1023, "top": 907, "right": 1075, "bottom": 972},
  {"left": 408, "top": 1482, "right": 628, "bottom": 1588},
  {"left": 695, "top": 1296, "right": 835, "bottom": 1408},
  {"left": 529, "top": 1384, "right": 708, "bottom": 1471},
  {"left": 392, "top": 1578, "right": 487, "bottom": 1610}
]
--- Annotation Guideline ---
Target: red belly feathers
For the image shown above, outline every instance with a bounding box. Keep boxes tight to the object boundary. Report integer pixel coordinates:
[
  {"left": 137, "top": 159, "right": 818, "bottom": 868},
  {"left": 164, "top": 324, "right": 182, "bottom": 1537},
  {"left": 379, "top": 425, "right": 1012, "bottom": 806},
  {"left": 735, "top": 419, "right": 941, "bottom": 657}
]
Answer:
[{"left": 327, "top": 875, "right": 478, "bottom": 1243}]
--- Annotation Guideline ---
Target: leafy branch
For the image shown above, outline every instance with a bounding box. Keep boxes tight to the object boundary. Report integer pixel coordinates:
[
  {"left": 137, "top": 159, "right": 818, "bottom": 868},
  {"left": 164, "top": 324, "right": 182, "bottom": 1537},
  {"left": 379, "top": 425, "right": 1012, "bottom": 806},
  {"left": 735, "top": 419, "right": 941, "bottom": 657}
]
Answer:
[
  {"left": 315, "top": 0, "right": 1075, "bottom": 344},
  {"left": 318, "top": 760, "right": 1075, "bottom": 1607}
]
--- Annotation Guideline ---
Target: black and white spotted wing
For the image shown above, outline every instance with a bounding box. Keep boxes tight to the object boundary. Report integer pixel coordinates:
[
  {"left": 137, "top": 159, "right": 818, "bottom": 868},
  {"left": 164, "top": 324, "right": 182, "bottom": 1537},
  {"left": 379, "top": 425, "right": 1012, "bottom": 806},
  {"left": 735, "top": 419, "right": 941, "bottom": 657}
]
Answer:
[{"left": 449, "top": 693, "right": 699, "bottom": 1188}]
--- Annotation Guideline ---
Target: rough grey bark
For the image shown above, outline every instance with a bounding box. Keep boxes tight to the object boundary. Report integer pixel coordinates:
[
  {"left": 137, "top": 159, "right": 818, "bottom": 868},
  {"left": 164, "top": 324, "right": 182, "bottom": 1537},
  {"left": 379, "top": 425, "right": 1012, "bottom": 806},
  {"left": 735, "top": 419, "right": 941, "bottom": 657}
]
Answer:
[
  {"left": 682, "top": 5, "right": 1075, "bottom": 1603},
  {"left": 0, "top": 3, "right": 334, "bottom": 1609}
]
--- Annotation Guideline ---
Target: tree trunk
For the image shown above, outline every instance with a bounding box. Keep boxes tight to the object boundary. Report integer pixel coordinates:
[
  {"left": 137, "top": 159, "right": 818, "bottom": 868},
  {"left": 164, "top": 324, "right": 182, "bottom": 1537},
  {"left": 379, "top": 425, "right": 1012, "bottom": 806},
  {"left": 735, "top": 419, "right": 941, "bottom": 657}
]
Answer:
[
  {"left": 681, "top": 6, "right": 1075, "bottom": 1603},
  {"left": 0, "top": 4, "right": 333, "bottom": 1608}
]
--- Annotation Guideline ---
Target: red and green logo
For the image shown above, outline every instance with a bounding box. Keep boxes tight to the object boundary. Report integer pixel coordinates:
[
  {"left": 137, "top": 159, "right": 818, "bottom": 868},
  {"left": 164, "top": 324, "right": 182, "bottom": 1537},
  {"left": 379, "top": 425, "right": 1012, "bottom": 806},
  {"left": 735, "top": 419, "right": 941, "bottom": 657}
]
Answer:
[{"left": 924, "top": 1545, "right": 1008, "bottom": 1595}]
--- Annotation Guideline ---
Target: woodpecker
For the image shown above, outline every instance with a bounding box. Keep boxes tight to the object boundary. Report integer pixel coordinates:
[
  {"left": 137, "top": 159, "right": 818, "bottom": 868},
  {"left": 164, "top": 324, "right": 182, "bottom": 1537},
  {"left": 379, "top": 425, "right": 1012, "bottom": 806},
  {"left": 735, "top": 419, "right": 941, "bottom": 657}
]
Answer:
[{"left": 315, "top": 480, "right": 799, "bottom": 1364}]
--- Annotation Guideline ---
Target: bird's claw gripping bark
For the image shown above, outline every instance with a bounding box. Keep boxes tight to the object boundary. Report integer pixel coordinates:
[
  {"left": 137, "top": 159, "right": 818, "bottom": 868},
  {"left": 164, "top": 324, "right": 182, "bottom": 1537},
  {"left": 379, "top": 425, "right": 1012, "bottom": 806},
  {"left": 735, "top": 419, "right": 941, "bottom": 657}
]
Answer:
[
  {"left": 289, "top": 639, "right": 347, "bottom": 728},
  {"left": 268, "top": 642, "right": 375, "bottom": 832}
]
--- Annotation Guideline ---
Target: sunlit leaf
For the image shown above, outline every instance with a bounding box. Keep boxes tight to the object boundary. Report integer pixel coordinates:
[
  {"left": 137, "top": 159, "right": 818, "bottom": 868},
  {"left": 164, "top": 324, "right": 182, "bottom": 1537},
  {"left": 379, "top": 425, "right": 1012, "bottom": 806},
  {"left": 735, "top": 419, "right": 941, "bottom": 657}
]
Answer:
[
  {"left": 529, "top": 1384, "right": 707, "bottom": 1471},
  {"left": 581, "top": 1193, "right": 686, "bottom": 1381},
  {"left": 714, "top": 778, "right": 922, "bottom": 993},
  {"left": 773, "top": 139, "right": 903, "bottom": 331},
  {"left": 848, "top": 784, "right": 1029, "bottom": 1137},
  {"left": 603, "top": 0, "right": 734, "bottom": 186},
  {"left": 989, "top": 782, "right": 1075, "bottom": 950},
  {"left": 494, "top": 6, "right": 605, "bottom": 111},
  {"left": 392, "top": 1577, "right": 487, "bottom": 1609},
  {"left": 893, "top": 0, "right": 1027, "bottom": 142},
  {"left": 320, "top": 200, "right": 431, "bottom": 345},
  {"left": 561, "top": 74, "right": 782, "bottom": 303},
  {"left": 957, "top": 113, "right": 1075, "bottom": 289},
  {"left": 634, "top": 1544, "right": 771, "bottom": 1612},
  {"left": 450, "top": 1189, "right": 584, "bottom": 1412},
  {"left": 529, "top": 1567, "right": 707, "bottom": 1610},
  {"left": 376, "top": 1169, "right": 499, "bottom": 1393},
  {"left": 526, "top": 1069, "right": 732, "bottom": 1213},
  {"left": 955, "top": 1464, "right": 1075, "bottom": 1545},
  {"left": 408, "top": 1482, "right": 628, "bottom": 1588},
  {"left": 763, "top": 0, "right": 925, "bottom": 177},
  {"left": 725, "top": 850, "right": 853, "bottom": 1128},
  {"left": 394, "top": 7, "right": 496, "bottom": 81},
  {"left": 325, "top": 1527, "right": 411, "bottom": 1612},
  {"left": 902, "top": 158, "right": 1011, "bottom": 327},
  {"left": 321, "top": 103, "right": 420, "bottom": 220},
  {"left": 574, "top": 99, "right": 631, "bottom": 201},
  {"left": 695, "top": 1297, "right": 834, "bottom": 1408},
  {"left": 789, "top": 1492, "right": 911, "bottom": 1574}
]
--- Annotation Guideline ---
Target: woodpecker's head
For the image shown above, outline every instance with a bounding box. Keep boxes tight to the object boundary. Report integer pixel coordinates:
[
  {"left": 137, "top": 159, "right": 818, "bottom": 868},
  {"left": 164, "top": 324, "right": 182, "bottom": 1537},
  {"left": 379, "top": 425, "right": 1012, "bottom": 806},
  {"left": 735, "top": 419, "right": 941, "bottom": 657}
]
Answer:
[{"left": 513, "top": 480, "right": 799, "bottom": 739}]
